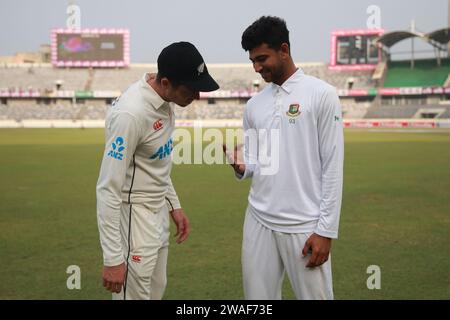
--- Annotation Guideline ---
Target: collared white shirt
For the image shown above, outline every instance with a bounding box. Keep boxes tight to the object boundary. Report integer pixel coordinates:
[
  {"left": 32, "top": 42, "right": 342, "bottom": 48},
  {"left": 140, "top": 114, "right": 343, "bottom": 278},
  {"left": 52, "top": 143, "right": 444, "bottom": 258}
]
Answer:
[
  {"left": 240, "top": 68, "right": 344, "bottom": 238},
  {"left": 96, "top": 73, "right": 181, "bottom": 266}
]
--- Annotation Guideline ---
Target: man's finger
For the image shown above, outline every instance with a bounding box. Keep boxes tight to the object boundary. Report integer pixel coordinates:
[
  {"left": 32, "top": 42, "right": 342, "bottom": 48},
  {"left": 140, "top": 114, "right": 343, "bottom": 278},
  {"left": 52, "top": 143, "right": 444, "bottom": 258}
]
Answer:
[
  {"left": 114, "top": 283, "right": 122, "bottom": 293},
  {"left": 222, "top": 144, "right": 233, "bottom": 161},
  {"left": 179, "top": 232, "right": 189, "bottom": 243},
  {"left": 177, "top": 222, "right": 189, "bottom": 243},
  {"left": 306, "top": 250, "right": 319, "bottom": 268},
  {"left": 302, "top": 240, "right": 311, "bottom": 256},
  {"left": 105, "top": 280, "right": 114, "bottom": 292},
  {"left": 177, "top": 224, "right": 184, "bottom": 239},
  {"left": 318, "top": 253, "right": 329, "bottom": 266},
  {"left": 223, "top": 144, "right": 239, "bottom": 165},
  {"left": 177, "top": 227, "right": 187, "bottom": 243}
]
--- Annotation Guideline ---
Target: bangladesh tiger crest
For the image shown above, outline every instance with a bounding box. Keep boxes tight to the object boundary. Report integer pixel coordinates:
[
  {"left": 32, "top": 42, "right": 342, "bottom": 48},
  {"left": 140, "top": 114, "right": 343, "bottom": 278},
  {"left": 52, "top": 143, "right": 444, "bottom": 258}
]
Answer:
[{"left": 286, "top": 103, "right": 301, "bottom": 117}]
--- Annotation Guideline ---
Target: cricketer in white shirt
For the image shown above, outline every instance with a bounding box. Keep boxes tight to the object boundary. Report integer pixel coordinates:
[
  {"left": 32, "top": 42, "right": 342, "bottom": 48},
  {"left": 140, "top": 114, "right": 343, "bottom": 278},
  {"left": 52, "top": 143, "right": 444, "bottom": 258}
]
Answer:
[
  {"left": 236, "top": 67, "right": 344, "bottom": 300},
  {"left": 240, "top": 68, "right": 344, "bottom": 238}
]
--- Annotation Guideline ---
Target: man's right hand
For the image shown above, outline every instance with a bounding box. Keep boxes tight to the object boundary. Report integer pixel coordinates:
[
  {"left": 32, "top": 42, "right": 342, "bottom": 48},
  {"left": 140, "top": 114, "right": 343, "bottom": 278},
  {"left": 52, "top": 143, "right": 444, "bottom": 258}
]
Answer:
[
  {"left": 102, "top": 263, "right": 126, "bottom": 293},
  {"left": 223, "top": 144, "right": 246, "bottom": 175}
]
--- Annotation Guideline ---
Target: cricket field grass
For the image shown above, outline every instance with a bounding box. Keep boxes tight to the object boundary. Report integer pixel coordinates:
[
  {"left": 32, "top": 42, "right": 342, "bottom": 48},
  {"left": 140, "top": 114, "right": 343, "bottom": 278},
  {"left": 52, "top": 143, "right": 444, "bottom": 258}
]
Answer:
[{"left": 0, "top": 128, "right": 449, "bottom": 299}]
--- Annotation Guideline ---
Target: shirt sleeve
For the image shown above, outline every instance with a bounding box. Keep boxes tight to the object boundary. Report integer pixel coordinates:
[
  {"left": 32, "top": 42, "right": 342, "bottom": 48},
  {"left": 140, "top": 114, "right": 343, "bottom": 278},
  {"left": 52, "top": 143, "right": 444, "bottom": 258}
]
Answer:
[
  {"left": 236, "top": 105, "right": 257, "bottom": 180},
  {"left": 165, "top": 176, "right": 181, "bottom": 211},
  {"left": 96, "top": 111, "right": 141, "bottom": 266},
  {"left": 314, "top": 87, "right": 344, "bottom": 239}
]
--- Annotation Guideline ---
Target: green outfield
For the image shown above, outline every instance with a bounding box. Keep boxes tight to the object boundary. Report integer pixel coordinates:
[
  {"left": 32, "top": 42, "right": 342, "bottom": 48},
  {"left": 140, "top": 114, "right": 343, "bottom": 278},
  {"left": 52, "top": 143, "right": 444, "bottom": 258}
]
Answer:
[{"left": 0, "top": 128, "right": 449, "bottom": 300}]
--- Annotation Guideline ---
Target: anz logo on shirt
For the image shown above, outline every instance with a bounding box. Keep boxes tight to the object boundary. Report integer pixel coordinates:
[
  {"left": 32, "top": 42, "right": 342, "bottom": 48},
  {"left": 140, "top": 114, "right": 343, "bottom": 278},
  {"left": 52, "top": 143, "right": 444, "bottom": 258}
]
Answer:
[
  {"left": 107, "top": 136, "right": 125, "bottom": 161},
  {"left": 111, "top": 96, "right": 121, "bottom": 108},
  {"left": 150, "top": 138, "right": 173, "bottom": 160}
]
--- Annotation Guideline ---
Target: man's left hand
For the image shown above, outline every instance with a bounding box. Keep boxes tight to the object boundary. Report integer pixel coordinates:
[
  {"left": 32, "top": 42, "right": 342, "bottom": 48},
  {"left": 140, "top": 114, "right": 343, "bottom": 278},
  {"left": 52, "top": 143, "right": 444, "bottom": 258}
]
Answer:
[
  {"left": 302, "top": 233, "right": 332, "bottom": 268},
  {"left": 170, "top": 208, "right": 190, "bottom": 244}
]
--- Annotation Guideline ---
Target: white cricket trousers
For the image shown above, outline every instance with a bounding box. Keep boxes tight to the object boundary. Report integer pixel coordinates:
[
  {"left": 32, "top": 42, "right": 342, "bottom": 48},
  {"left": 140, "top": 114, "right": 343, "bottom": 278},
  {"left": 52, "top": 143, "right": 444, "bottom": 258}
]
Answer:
[
  {"left": 242, "top": 209, "right": 334, "bottom": 300},
  {"left": 112, "top": 202, "right": 170, "bottom": 300}
]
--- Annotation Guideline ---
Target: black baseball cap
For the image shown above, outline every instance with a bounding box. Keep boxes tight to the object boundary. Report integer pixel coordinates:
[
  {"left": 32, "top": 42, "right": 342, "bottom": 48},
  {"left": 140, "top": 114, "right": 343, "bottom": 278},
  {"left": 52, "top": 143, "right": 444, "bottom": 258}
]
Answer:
[{"left": 157, "top": 41, "right": 219, "bottom": 92}]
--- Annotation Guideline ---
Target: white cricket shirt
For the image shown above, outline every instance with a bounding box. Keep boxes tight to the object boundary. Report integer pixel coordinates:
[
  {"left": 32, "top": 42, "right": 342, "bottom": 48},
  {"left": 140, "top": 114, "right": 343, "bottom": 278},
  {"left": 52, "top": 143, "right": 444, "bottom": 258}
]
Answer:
[
  {"left": 96, "top": 73, "right": 181, "bottom": 266},
  {"left": 239, "top": 68, "right": 344, "bottom": 238}
]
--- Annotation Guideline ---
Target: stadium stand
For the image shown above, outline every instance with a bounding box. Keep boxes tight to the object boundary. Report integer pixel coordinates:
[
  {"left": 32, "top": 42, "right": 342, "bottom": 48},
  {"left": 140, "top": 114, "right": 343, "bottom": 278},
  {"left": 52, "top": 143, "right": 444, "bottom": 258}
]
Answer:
[
  {"left": 0, "top": 60, "right": 449, "bottom": 122},
  {"left": 1, "top": 102, "right": 97, "bottom": 121},
  {"left": 3, "top": 23, "right": 450, "bottom": 126},
  {"left": 440, "top": 107, "right": 450, "bottom": 118},
  {"left": 0, "top": 64, "right": 89, "bottom": 92},
  {"left": 365, "top": 104, "right": 424, "bottom": 119},
  {"left": 174, "top": 101, "right": 245, "bottom": 120},
  {"left": 341, "top": 100, "right": 372, "bottom": 119},
  {"left": 91, "top": 66, "right": 154, "bottom": 91},
  {"left": 302, "top": 64, "right": 374, "bottom": 89},
  {"left": 384, "top": 58, "right": 450, "bottom": 88},
  {"left": 0, "top": 63, "right": 375, "bottom": 94}
]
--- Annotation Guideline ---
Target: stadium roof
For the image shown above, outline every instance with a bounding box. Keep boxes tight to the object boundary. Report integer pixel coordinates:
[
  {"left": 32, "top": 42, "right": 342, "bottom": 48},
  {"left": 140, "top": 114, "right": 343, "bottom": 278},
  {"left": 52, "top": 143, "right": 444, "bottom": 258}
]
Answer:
[
  {"left": 426, "top": 28, "right": 450, "bottom": 45},
  {"left": 377, "top": 31, "right": 424, "bottom": 48},
  {"left": 377, "top": 28, "right": 450, "bottom": 49}
]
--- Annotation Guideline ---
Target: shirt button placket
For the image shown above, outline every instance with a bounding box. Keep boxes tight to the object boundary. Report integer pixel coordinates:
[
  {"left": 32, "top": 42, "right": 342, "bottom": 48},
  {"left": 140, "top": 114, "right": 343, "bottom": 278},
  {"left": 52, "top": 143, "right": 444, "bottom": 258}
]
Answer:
[{"left": 274, "top": 88, "right": 282, "bottom": 128}]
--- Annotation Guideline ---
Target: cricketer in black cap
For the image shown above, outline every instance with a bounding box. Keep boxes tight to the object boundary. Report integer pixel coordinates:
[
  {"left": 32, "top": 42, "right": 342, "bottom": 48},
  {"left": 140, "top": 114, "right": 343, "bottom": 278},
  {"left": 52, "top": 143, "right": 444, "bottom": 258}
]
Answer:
[
  {"left": 98, "top": 41, "right": 219, "bottom": 300},
  {"left": 158, "top": 41, "right": 219, "bottom": 93}
]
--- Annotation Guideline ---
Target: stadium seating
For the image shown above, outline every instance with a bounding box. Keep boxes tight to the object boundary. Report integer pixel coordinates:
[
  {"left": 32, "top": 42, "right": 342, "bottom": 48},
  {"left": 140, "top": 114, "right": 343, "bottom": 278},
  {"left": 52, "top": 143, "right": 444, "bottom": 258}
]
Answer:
[
  {"left": 0, "top": 65, "right": 89, "bottom": 91},
  {"left": 300, "top": 63, "right": 374, "bottom": 89},
  {"left": 1, "top": 62, "right": 449, "bottom": 121},
  {"left": 174, "top": 101, "right": 245, "bottom": 120},
  {"left": 91, "top": 67, "right": 153, "bottom": 91},
  {"left": 364, "top": 103, "right": 450, "bottom": 119},
  {"left": 341, "top": 100, "right": 371, "bottom": 119},
  {"left": 384, "top": 58, "right": 450, "bottom": 88}
]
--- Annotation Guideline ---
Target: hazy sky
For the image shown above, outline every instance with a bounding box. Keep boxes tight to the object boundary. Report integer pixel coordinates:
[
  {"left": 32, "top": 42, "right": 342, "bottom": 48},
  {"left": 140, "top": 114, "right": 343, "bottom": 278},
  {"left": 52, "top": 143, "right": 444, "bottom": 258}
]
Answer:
[{"left": 0, "top": 0, "right": 446, "bottom": 63}]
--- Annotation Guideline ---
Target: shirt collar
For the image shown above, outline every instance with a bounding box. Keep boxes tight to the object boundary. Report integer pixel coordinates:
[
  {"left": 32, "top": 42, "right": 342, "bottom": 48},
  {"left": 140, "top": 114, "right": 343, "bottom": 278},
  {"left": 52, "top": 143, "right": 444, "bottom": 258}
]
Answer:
[
  {"left": 140, "top": 73, "right": 168, "bottom": 110},
  {"left": 271, "top": 68, "right": 304, "bottom": 95}
]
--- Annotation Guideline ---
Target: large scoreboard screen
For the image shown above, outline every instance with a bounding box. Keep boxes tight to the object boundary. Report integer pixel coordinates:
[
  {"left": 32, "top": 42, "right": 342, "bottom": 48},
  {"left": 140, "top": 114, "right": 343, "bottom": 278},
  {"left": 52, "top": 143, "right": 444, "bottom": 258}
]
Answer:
[
  {"left": 51, "top": 29, "right": 129, "bottom": 68},
  {"left": 330, "top": 29, "right": 384, "bottom": 71}
]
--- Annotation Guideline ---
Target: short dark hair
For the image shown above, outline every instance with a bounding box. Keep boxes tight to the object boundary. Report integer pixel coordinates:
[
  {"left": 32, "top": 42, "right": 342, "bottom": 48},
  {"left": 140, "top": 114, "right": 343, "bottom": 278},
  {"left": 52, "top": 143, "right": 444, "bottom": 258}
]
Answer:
[
  {"left": 241, "top": 16, "right": 290, "bottom": 52},
  {"left": 156, "top": 72, "right": 181, "bottom": 88}
]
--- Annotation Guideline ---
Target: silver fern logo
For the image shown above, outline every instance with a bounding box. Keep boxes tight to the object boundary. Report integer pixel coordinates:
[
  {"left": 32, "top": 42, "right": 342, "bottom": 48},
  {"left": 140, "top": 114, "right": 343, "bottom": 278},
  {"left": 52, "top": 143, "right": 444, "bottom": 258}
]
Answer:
[{"left": 197, "top": 62, "right": 205, "bottom": 75}]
